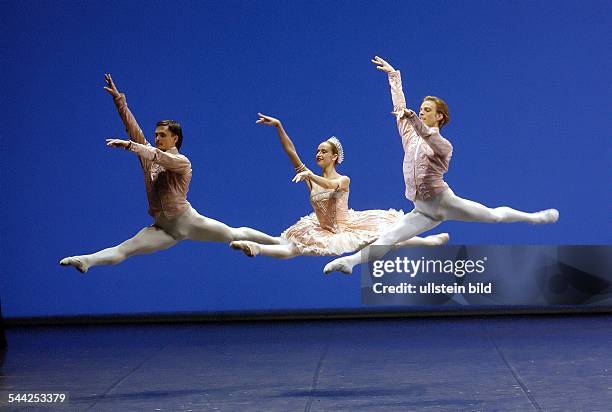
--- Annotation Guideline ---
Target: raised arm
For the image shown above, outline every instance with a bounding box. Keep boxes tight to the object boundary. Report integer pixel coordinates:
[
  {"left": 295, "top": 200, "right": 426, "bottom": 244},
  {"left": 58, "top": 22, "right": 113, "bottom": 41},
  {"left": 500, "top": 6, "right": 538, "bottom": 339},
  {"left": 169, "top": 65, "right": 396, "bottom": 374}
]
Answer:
[
  {"left": 256, "top": 113, "right": 306, "bottom": 172},
  {"left": 106, "top": 139, "right": 191, "bottom": 174},
  {"left": 371, "top": 56, "right": 414, "bottom": 139},
  {"left": 104, "top": 74, "right": 147, "bottom": 145},
  {"left": 400, "top": 109, "right": 453, "bottom": 158}
]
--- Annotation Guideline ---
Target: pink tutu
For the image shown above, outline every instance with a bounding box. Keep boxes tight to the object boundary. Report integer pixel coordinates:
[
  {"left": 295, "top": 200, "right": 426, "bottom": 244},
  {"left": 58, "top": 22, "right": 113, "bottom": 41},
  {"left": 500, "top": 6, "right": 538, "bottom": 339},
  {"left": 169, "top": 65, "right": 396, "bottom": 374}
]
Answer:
[{"left": 280, "top": 188, "right": 403, "bottom": 256}]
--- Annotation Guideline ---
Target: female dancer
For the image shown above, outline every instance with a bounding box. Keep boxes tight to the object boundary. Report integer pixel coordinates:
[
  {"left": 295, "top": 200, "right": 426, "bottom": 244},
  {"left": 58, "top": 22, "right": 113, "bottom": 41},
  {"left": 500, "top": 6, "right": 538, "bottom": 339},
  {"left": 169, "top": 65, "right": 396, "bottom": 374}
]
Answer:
[
  {"left": 323, "top": 56, "right": 559, "bottom": 274},
  {"left": 230, "top": 113, "right": 448, "bottom": 259},
  {"left": 59, "top": 74, "right": 280, "bottom": 273}
]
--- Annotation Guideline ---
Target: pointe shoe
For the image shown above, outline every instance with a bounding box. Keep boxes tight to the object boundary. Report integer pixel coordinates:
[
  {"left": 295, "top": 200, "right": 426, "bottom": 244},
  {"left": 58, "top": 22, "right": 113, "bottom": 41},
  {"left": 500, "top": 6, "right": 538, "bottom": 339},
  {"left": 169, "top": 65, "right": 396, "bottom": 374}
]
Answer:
[
  {"left": 532, "top": 209, "right": 559, "bottom": 224},
  {"left": 323, "top": 259, "right": 353, "bottom": 275},
  {"left": 544, "top": 209, "right": 559, "bottom": 223},
  {"left": 59, "top": 257, "right": 89, "bottom": 273},
  {"left": 230, "top": 241, "right": 260, "bottom": 257},
  {"left": 427, "top": 233, "right": 450, "bottom": 246}
]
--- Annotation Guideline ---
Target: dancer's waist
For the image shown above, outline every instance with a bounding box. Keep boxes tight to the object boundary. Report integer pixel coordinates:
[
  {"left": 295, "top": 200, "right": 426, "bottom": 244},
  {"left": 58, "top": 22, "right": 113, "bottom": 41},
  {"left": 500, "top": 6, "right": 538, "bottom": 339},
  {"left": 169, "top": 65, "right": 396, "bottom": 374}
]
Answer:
[
  {"left": 149, "top": 200, "right": 191, "bottom": 219},
  {"left": 406, "top": 180, "right": 449, "bottom": 201}
]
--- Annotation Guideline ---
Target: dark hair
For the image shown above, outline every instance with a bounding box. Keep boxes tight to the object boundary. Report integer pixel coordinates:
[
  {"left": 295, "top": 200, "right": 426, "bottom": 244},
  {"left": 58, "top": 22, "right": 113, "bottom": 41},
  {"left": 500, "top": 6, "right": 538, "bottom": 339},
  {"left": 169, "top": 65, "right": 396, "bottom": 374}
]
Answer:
[
  {"left": 156, "top": 120, "right": 183, "bottom": 149},
  {"left": 423, "top": 96, "right": 450, "bottom": 128}
]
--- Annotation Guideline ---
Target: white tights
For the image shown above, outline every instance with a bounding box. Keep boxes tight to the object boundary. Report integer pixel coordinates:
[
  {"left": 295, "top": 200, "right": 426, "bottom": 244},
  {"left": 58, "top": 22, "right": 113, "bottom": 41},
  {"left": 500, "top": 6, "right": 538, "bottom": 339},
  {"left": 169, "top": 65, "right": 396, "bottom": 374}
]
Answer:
[
  {"left": 230, "top": 234, "right": 449, "bottom": 259},
  {"left": 324, "top": 188, "right": 558, "bottom": 273},
  {"left": 60, "top": 207, "right": 279, "bottom": 272}
]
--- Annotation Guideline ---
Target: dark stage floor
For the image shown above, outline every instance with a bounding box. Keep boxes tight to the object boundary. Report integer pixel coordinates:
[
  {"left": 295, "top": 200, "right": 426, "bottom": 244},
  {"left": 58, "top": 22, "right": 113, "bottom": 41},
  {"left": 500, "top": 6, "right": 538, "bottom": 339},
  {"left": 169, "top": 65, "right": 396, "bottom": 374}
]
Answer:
[{"left": 1, "top": 315, "right": 611, "bottom": 411}]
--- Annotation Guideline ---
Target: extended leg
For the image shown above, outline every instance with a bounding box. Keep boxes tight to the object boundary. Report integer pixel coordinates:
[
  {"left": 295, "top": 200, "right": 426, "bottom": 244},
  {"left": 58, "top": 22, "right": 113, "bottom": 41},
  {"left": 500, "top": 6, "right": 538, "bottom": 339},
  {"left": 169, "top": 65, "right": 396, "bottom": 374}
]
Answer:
[
  {"left": 184, "top": 211, "right": 281, "bottom": 245},
  {"left": 440, "top": 192, "right": 559, "bottom": 224},
  {"left": 324, "top": 210, "right": 441, "bottom": 274},
  {"left": 230, "top": 241, "right": 299, "bottom": 259},
  {"left": 59, "top": 225, "right": 178, "bottom": 273}
]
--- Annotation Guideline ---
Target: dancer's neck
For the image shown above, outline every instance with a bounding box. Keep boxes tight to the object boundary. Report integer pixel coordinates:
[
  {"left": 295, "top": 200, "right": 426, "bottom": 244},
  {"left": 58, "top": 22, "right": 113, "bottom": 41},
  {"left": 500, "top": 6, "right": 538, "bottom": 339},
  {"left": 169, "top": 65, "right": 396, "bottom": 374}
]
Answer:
[{"left": 322, "top": 165, "right": 339, "bottom": 179}]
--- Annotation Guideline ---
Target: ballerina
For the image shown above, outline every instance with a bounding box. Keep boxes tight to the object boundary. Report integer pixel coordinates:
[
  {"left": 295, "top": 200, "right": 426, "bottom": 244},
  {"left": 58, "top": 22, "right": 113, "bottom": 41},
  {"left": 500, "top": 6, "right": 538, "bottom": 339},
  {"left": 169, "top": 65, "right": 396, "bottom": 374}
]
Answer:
[
  {"left": 230, "top": 113, "right": 449, "bottom": 260},
  {"left": 59, "top": 74, "right": 280, "bottom": 273},
  {"left": 323, "top": 56, "right": 559, "bottom": 274}
]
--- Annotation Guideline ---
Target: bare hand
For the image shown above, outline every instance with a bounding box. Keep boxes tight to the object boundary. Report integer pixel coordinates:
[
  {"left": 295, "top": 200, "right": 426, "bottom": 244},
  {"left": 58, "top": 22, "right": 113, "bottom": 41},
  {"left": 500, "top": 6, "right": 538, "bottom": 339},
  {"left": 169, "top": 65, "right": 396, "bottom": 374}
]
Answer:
[
  {"left": 292, "top": 170, "right": 312, "bottom": 183},
  {"left": 103, "top": 73, "right": 121, "bottom": 98},
  {"left": 401, "top": 108, "right": 416, "bottom": 118},
  {"left": 392, "top": 108, "right": 417, "bottom": 118},
  {"left": 106, "top": 138, "right": 130, "bottom": 149},
  {"left": 256, "top": 113, "right": 281, "bottom": 127},
  {"left": 371, "top": 56, "right": 395, "bottom": 73}
]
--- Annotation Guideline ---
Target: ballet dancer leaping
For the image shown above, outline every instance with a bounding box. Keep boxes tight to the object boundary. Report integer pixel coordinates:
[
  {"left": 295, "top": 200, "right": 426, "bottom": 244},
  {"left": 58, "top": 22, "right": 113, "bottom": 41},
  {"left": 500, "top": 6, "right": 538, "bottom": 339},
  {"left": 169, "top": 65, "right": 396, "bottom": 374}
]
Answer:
[
  {"left": 323, "top": 56, "right": 559, "bottom": 274},
  {"left": 59, "top": 74, "right": 280, "bottom": 273},
  {"left": 229, "top": 113, "right": 449, "bottom": 259}
]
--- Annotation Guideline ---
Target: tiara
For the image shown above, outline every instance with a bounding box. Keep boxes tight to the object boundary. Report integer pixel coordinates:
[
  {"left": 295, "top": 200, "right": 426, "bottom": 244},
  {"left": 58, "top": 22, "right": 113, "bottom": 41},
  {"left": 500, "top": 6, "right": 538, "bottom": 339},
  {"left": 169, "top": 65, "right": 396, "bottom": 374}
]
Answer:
[{"left": 326, "top": 136, "right": 344, "bottom": 164}]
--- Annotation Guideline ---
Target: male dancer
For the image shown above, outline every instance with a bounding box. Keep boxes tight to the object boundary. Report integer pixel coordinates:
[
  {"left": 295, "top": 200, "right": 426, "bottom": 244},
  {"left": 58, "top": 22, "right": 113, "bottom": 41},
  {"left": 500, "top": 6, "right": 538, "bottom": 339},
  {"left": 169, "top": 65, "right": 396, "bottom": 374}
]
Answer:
[
  {"left": 60, "top": 74, "right": 279, "bottom": 273},
  {"left": 324, "top": 56, "right": 558, "bottom": 274}
]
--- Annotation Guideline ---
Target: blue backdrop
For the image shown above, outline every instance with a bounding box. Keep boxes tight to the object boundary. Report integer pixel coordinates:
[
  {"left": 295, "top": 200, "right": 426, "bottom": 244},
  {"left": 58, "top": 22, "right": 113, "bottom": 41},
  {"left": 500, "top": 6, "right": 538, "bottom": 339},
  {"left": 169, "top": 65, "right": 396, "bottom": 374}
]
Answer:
[{"left": 2, "top": 0, "right": 610, "bottom": 318}]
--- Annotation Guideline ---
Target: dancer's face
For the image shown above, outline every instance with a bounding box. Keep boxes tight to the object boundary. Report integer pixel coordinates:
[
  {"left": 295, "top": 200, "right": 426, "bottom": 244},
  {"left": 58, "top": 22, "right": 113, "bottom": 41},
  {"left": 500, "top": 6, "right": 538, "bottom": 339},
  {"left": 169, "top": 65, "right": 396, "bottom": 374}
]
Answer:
[
  {"left": 154, "top": 125, "right": 179, "bottom": 151},
  {"left": 316, "top": 142, "right": 338, "bottom": 168},
  {"left": 419, "top": 100, "right": 443, "bottom": 128}
]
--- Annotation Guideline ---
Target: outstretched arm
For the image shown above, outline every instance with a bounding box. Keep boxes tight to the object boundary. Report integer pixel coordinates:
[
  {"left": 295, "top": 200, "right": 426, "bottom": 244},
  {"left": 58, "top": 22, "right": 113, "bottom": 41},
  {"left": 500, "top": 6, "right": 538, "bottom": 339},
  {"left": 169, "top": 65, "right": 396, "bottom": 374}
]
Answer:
[
  {"left": 399, "top": 109, "right": 452, "bottom": 157},
  {"left": 256, "top": 113, "right": 306, "bottom": 172},
  {"left": 104, "top": 74, "right": 148, "bottom": 145},
  {"left": 106, "top": 139, "right": 191, "bottom": 173},
  {"left": 292, "top": 170, "right": 350, "bottom": 191},
  {"left": 371, "top": 56, "right": 414, "bottom": 140}
]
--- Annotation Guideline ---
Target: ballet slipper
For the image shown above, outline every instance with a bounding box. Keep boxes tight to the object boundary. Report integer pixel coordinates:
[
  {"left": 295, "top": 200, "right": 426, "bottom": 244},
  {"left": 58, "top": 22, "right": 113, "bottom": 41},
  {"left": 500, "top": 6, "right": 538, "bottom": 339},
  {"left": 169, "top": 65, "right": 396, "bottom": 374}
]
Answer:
[
  {"left": 531, "top": 209, "right": 559, "bottom": 224},
  {"left": 59, "top": 256, "right": 89, "bottom": 273},
  {"left": 425, "top": 233, "right": 450, "bottom": 246},
  {"left": 230, "top": 241, "right": 261, "bottom": 257},
  {"left": 323, "top": 258, "right": 353, "bottom": 275}
]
